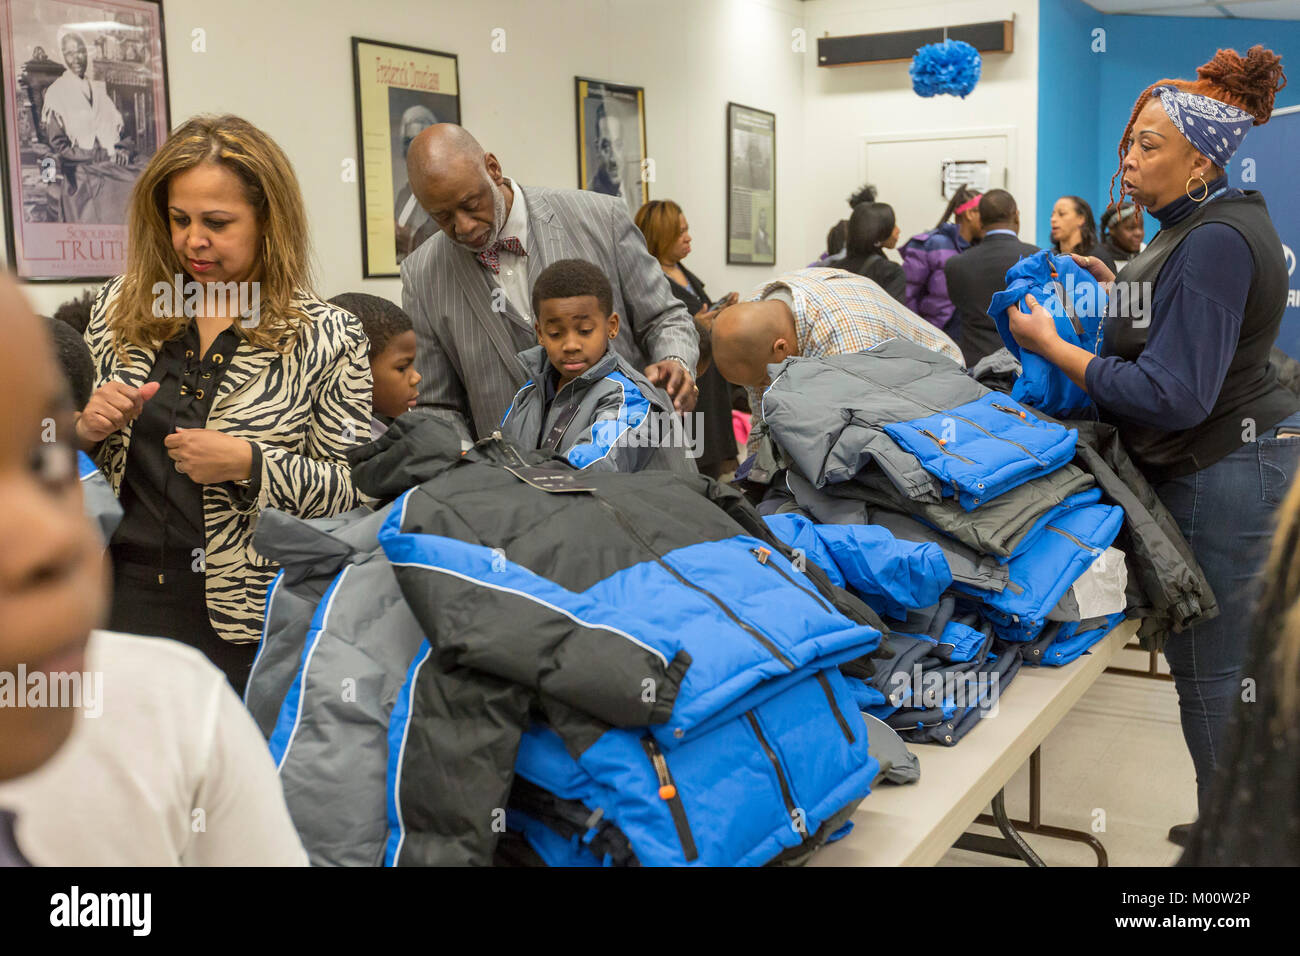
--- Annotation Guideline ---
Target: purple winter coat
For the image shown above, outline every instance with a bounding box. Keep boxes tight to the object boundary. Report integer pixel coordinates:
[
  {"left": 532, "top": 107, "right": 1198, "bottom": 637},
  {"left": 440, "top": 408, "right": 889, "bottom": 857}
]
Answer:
[{"left": 900, "top": 222, "right": 970, "bottom": 329}]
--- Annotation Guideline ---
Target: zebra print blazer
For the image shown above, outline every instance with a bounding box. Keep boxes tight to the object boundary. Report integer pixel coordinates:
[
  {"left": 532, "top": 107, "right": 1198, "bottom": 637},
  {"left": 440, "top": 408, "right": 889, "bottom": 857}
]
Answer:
[{"left": 84, "top": 276, "right": 372, "bottom": 644}]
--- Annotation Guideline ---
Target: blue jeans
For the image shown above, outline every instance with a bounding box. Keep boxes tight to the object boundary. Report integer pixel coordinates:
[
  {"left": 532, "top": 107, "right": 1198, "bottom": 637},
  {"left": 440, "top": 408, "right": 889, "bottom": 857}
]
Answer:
[{"left": 1156, "top": 411, "right": 1300, "bottom": 816}]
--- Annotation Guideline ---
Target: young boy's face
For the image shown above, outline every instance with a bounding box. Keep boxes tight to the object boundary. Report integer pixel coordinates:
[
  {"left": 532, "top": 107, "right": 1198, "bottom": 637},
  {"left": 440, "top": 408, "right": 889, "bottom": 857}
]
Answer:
[
  {"left": 371, "top": 329, "right": 421, "bottom": 419},
  {"left": 535, "top": 295, "right": 619, "bottom": 388},
  {"left": 0, "top": 278, "right": 107, "bottom": 782}
]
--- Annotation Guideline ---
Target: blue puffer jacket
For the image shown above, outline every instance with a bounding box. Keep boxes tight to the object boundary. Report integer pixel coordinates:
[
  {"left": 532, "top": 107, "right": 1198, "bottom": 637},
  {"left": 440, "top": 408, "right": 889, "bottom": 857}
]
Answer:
[
  {"left": 954, "top": 498, "right": 1124, "bottom": 641},
  {"left": 503, "top": 667, "right": 879, "bottom": 866},
  {"left": 882, "top": 392, "right": 1078, "bottom": 510},
  {"left": 988, "top": 250, "right": 1104, "bottom": 418},
  {"left": 761, "top": 513, "right": 952, "bottom": 619},
  {"left": 1012, "top": 612, "right": 1126, "bottom": 667}
]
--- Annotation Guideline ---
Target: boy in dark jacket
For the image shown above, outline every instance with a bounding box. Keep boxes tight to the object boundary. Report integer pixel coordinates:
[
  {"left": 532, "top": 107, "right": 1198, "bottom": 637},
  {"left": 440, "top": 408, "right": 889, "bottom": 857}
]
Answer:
[
  {"left": 328, "top": 293, "right": 422, "bottom": 440},
  {"left": 502, "top": 259, "right": 697, "bottom": 473}
]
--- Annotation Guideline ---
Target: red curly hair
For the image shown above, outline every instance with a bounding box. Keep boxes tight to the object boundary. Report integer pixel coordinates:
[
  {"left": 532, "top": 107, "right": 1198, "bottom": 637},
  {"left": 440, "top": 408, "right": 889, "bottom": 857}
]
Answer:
[{"left": 1108, "top": 45, "right": 1287, "bottom": 211}]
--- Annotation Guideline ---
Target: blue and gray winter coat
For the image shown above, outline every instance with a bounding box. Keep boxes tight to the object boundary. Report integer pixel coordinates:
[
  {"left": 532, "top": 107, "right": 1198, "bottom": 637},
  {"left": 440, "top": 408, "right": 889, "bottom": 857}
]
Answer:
[
  {"left": 501, "top": 344, "right": 697, "bottom": 474},
  {"left": 762, "top": 341, "right": 1078, "bottom": 510},
  {"left": 248, "top": 415, "right": 897, "bottom": 866}
]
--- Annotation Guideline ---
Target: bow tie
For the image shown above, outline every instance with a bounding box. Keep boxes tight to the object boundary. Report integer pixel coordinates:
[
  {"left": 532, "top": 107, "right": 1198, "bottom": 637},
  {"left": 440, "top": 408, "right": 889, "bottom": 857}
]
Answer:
[{"left": 475, "top": 236, "right": 526, "bottom": 274}]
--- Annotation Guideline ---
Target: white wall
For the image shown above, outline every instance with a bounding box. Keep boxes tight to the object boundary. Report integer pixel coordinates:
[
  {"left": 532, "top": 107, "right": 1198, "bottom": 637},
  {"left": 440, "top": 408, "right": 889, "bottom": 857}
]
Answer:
[
  {"left": 15, "top": 0, "right": 806, "bottom": 317},
  {"left": 800, "top": 0, "right": 1040, "bottom": 249}
]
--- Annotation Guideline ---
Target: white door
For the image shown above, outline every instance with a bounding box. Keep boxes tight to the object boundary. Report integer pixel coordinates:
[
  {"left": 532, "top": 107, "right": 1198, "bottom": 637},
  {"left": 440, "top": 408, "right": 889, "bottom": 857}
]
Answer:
[{"left": 863, "top": 131, "right": 1011, "bottom": 252}]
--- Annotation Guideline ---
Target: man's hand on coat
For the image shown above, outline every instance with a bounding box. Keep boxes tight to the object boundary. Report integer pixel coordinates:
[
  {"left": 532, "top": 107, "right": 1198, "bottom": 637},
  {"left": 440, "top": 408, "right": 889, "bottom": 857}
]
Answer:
[{"left": 645, "top": 360, "right": 698, "bottom": 414}]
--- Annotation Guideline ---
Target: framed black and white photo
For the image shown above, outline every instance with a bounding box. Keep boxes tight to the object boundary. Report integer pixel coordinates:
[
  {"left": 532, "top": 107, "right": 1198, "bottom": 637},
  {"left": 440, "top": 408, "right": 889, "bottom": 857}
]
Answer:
[
  {"left": 726, "top": 102, "right": 775, "bottom": 266},
  {"left": 352, "top": 37, "right": 461, "bottom": 278},
  {"left": 0, "top": 0, "right": 170, "bottom": 281},
  {"left": 575, "top": 76, "right": 647, "bottom": 219}
]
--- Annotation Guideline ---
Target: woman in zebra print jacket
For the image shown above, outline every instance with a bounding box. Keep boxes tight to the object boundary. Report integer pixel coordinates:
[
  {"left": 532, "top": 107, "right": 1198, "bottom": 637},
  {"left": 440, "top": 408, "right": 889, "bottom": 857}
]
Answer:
[{"left": 76, "top": 115, "right": 371, "bottom": 692}]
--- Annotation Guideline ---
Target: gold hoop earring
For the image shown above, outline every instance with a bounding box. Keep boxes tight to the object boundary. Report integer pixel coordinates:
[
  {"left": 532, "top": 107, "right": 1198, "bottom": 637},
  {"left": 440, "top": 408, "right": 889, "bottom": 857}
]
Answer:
[{"left": 1185, "top": 175, "right": 1209, "bottom": 203}]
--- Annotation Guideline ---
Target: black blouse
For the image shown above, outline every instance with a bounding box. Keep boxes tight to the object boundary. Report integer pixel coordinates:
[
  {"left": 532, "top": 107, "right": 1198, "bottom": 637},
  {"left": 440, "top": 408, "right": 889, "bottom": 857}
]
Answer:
[{"left": 109, "top": 322, "right": 262, "bottom": 579}]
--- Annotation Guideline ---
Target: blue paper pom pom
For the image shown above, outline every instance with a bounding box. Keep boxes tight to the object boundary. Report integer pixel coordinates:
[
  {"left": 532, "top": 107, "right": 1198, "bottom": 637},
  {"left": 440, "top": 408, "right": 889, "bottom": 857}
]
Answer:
[{"left": 910, "top": 39, "right": 982, "bottom": 99}]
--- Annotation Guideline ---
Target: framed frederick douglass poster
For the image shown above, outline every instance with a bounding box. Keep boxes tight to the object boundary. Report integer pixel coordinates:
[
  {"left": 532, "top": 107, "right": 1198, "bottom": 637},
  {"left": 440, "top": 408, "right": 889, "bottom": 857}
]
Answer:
[
  {"left": 0, "top": 0, "right": 170, "bottom": 281},
  {"left": 352, "top": 36, "right": 460, "bottom": 278}
]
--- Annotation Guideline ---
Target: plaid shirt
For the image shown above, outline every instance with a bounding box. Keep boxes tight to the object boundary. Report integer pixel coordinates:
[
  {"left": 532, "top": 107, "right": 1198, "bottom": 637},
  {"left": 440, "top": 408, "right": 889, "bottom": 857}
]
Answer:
[
  {"left": 750, "top": 267, "right": 963, "bottom": 365},
  {"left": 742, "top": 267, "right": 964, "bottom": 470}
]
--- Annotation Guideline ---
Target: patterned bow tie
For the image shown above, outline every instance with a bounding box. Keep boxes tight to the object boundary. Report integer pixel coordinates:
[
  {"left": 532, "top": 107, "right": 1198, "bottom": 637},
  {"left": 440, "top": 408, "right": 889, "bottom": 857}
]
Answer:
[{"left": 475, "top": 236, "right": 526, "bottom": 274}]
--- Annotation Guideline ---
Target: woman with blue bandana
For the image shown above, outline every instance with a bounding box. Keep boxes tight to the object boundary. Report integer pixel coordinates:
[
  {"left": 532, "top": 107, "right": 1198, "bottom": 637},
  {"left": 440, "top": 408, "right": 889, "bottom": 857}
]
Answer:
[{"left": 1007, "top": 45, "right": 1296, "bottom": 847}]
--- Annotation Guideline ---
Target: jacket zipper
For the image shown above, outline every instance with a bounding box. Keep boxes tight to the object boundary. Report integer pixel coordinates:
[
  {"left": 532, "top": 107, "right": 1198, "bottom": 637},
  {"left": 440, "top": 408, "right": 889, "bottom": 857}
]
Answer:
[
  {"left": 745, "top": 712, "right": 805, "bottom": 841},
  {"left": 641, "top": 736, "right": 698, "bottom": 862},
  {"left": 990, "top": 402, "right": 1035, "bottom": 423},
  {"left": 815, "top": 672, "right": 856, "bottom": 743},
  {"left": 750, "top": 546, "right": 835, "bottom": 615},
  {"left": 1047, "top": 524, "right": 1101, "bottom": 555},
  {"left": 596, "top": 497, "right": 796, "bottom": 669},
  {"left": 919, "top": 428, "right": 976, "bottom": 464},
  {"left": 944, "top": 412, "right": 1048, "bottom": 466},
  {"left": 1050, "top": 278, "right": 1085, "bottom": 337}
]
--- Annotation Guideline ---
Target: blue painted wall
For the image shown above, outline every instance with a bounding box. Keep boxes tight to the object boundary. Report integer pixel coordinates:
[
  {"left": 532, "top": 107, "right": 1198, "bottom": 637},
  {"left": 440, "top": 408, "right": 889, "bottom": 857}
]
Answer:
[{"left": 1037, "top": 0, "right": 1300, "bottom": 248}]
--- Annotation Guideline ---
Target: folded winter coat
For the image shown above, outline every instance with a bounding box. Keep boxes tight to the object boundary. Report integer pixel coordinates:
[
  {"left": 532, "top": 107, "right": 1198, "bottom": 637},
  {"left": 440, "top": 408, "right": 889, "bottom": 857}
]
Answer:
[
  {"left": 500, "top": 344, "right": 698, "bottom": 475},
  {"left": 78, "top": 450, "right": 122, "bottom": 544},
  {"left": 1009, "top": 612, "right": 1126, "bottom": 667},
  {"left": 955, "top": 387, "right": 1217, "bottom": 647},
  {"left": 501, "top": 668, "right": 879, "bottom": 866},
  {"left": 953, "top": 498, "right": 1124, "bottom": 641},
  {"left": 989, "top": 250, "right": 1103, "bottom": 418},
  {"left": 242, "top": 503, "right": 430, "bottom": 866},
  {"left": 896, "top": 647, "right": 1023, "bottom": 746},
  {"left": 761, "top": 512, "right": 952, "bottom": 620},
  {"left": 874, "top": 624, "right": 1024, "bottom": 746},
  {"left": 762, "top": 341, "right": 1078, "bottom": 509},
  {"left": 881, "top": 393, "right": 1078, "bottom": 510},
  {"left": 351, "top": 415, "right": 892, "bottom": 865},
  {"left": 784, "top": 468, "right": 1010, "bottom": 592},
  {"left": 245, "top": 505, "right": 390, "bottom": 738},
  {"left": 799, "top": 461, "right": 1096, "bottom": 562}
]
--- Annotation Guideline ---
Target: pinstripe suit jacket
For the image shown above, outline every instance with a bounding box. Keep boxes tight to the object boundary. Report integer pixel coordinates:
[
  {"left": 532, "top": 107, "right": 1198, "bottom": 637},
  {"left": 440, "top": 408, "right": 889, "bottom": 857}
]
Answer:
[{"left": 400, "top": 184, "right": 699, "bottom": 441}]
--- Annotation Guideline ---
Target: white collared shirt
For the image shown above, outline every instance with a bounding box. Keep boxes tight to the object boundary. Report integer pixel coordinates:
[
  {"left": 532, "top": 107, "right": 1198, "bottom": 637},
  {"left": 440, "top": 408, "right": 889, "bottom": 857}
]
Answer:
[{"left": 495, "top": 178, "right": 531, "bottom": 324}]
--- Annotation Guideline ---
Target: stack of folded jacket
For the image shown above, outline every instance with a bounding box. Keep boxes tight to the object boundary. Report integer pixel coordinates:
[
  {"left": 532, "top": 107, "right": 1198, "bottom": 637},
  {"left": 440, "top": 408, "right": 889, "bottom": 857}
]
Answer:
[{"left": 760, "top": 341, "right": 1131, "bottom": 744}]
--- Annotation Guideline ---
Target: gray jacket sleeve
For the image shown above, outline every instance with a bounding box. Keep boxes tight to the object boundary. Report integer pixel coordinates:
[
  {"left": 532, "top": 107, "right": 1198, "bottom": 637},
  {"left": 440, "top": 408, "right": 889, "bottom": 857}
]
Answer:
[
  {"left": 608, "top": 198, "right": 699, "bottom": 371},
  {"left": 401, "top": 255, "right": 474, "bottom": 444}
]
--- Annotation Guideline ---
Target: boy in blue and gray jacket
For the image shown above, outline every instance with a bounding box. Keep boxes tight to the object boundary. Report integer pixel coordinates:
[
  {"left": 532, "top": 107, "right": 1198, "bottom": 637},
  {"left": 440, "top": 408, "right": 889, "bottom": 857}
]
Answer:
[{"left": 502, "top": 259, "right": 697, "bottom": 474}]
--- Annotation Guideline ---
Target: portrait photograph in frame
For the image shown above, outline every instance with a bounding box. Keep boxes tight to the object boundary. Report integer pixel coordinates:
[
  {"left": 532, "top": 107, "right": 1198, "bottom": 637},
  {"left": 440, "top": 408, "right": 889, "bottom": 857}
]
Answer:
[
  {"left": 575, "top": 76, "right": 647, "bottom": 220},
  {"left": 726, "top": 101, "right": 775, "bottom": 266},
  {"left": 0, "top": 0, "right": 170, "bottom": 281},
  {"left": 352, "top": 36, "right": 460, "bottom": 278}
]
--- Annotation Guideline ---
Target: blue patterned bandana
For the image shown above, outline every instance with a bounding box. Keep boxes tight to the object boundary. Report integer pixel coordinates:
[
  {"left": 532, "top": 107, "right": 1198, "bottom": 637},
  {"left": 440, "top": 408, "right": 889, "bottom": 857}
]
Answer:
[{"left": 1153, "top": 86, "right": 1253, "bottom": 166}]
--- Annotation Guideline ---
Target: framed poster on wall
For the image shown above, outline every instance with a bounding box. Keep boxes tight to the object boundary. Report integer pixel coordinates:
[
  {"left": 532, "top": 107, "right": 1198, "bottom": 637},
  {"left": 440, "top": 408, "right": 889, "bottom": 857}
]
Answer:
[
  {"left": 352, "top": 36, "right": 460, "bottom": 278},
  {"left": 726, "top": 102, "right": 775, "bottom": 266},
  {"left": 0, "top": 0, "right": 170, "bottom": 281},
  {"left": 575, "top": 76, "right": 647, "bottom": 220}
]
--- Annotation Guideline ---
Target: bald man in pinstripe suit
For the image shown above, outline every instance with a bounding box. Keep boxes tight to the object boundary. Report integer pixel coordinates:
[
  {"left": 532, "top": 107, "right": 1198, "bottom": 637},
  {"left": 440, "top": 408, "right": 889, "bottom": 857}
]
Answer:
[{"left": 400, "top": 125, "right": 699, "bottom": 443}]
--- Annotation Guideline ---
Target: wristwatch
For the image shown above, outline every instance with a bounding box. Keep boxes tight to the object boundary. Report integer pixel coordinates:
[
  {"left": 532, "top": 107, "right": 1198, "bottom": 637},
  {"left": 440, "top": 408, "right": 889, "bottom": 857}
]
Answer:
[{"left": 663, "top": 355, "right": 692, "bottom": 375}]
